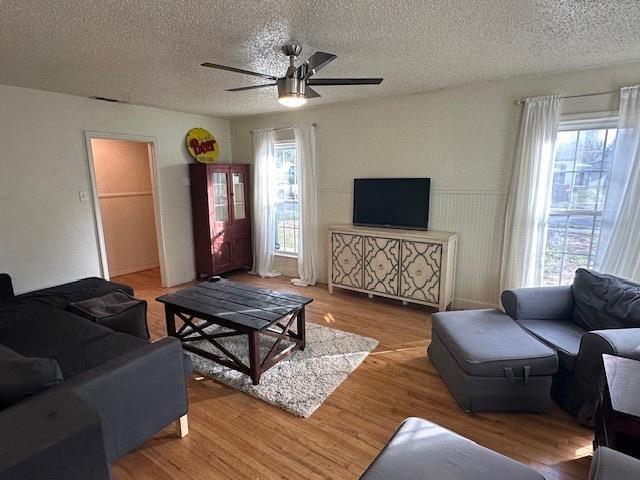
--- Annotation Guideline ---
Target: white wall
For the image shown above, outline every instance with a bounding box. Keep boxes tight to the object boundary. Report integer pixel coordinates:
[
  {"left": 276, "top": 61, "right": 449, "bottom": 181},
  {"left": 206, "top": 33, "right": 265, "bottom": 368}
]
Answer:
[
  {"left": 230, "top": 62, "right": 640, "bottom": 308},
  {"left": 0, "top": 84, "right": 231, "bottom": 293}
]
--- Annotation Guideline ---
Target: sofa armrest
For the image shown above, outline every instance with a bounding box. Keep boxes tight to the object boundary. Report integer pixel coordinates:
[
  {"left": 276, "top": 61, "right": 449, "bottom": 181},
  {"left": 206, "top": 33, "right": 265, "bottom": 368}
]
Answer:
[
  {"left": 0, "top": 274, "right": 15, "bottom": 302},
  {"left": 0, "top": 389, "right": 110, "bottom": 480},
  {"left": 567, "top": 328, "right": 640, "bottom": 419},
  {"left": 501, "top": 285, "right": 574, "bottom": 321},
  {"left": 589, "top": 447, "right": 640, "bottom": 480},
  {"left": 65, "top": 336, "right": 189, "bottom": 463}
]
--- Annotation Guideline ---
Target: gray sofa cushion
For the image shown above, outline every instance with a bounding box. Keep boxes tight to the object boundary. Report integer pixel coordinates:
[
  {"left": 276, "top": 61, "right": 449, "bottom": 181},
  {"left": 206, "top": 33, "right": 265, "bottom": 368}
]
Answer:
[
  {"left": 0, "top": 308, "right": 113, "bottom": 359},
  {"left": 518, "top": 319, "right": 586, "bottom": 371},
  {"left": 360, "top": 417, "right": 543, "bottom": 480},
  {"left": 572, "top": 268, "right": 640, "bottom": 331},
  {"left": 432, "top": 309, "right": 557, "bottom": 377},
  {"left": 54, "top": 332, "right": 147, "bottom": 379},
  {"left": 0, "top": 344, "right": 63, "bottom": 408},
  {"left": 15, "top": 277, "right": 134, "bottom": 310}
]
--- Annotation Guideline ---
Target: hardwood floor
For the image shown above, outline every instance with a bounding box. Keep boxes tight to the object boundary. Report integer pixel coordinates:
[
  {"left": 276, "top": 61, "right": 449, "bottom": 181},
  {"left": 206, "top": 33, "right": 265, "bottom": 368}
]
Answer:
[{"left": 111, "top": 268, "right": 593, "bottom": 480}]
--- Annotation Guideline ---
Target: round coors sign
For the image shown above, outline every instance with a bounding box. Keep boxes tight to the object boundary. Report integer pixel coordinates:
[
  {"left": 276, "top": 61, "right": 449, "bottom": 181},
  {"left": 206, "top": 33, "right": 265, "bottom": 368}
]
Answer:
[{"left": 186, "top": 127, "right": 219, "bottom": 163}]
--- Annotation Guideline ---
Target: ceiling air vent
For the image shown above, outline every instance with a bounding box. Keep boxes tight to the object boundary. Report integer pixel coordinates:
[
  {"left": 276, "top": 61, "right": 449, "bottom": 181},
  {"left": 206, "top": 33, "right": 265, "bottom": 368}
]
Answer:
[{"left": 89, "top": 96, "right": 128, "bottom": 104}]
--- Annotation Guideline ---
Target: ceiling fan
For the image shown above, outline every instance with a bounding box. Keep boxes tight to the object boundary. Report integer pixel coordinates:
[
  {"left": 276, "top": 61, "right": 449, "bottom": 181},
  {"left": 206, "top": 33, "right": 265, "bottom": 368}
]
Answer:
[{"left": 202, "top": 44, "right": 383, "bottom": 108}]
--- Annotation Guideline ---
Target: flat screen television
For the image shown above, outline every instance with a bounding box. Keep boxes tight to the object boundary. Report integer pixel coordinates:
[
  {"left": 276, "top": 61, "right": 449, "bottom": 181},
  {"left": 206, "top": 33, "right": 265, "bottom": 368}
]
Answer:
[{"left": 353, "top": 178, "right": 431, "bottom": 230}]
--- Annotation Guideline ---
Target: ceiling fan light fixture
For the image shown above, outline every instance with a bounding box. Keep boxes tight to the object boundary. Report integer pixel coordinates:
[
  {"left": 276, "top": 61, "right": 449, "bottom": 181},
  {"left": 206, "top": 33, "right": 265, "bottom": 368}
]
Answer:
[{"left": 278, "top": 93, "right": 307, "bottom": 108}]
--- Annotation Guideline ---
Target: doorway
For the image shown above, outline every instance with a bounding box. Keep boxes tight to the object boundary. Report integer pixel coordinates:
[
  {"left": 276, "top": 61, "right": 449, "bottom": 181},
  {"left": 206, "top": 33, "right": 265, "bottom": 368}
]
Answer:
[{"left": 85, "top": 133, "right": 166, "bottom": 284}]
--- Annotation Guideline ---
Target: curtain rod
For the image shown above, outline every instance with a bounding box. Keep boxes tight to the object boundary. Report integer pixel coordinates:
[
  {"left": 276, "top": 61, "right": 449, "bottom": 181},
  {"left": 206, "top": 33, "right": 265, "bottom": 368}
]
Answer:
[
  {"left": 250, "top": 123, "right": 316, "bottom": 134},
  {"left": 514, "top": 89, "right": 619, "bottom": 105}
]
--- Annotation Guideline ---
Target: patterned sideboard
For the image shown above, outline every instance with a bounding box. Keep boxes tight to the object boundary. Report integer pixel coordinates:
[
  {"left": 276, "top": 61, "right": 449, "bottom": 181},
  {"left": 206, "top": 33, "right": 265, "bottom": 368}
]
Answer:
[{"left": 328, "top": 224, "right": 458, "bottom": 311}]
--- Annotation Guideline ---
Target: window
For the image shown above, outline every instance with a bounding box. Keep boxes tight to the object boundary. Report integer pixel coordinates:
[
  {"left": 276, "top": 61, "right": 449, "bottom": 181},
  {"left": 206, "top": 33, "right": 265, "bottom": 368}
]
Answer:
[
  {"left": 274, "top": 142, "right": 299, "bottom": 255},
  {"left": 543, "top": 115, "right": 617, "bottom": 285}
]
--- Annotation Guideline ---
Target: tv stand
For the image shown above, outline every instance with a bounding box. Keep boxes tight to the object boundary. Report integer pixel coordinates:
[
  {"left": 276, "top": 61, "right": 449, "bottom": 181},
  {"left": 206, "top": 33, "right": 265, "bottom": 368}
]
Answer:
[{"left": 328, "top": 224, "right": 458, "bottom": 311}]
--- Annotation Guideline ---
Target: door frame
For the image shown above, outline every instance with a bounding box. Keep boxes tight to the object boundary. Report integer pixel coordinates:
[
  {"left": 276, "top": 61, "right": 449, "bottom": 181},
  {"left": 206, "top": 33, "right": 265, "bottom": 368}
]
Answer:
[{"left": 84, "top": 131, "right": 168, "bottom": 286}]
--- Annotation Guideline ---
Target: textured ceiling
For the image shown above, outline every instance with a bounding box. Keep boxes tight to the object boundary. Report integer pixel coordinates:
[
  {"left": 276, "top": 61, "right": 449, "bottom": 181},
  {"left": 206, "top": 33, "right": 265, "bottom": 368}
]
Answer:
[{"left": 1, "top": 0, "right": 639, "bottom": 118}]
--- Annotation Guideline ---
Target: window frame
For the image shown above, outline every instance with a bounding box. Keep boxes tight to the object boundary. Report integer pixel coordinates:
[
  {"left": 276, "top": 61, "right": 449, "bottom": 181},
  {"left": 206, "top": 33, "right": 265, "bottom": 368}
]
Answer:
[
  {"left": 543, "top": 111, "right": 618, "bottom": 286},
  {"left": 273, "top": 140, "right": 300, "bottom": 257}
]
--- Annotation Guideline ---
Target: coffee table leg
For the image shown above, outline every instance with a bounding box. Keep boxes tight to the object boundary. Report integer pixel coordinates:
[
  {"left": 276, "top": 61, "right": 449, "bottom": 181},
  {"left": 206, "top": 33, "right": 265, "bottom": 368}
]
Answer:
[
  {"left": 297, "top": 307, "right": 306, "bottom": 351},
  {"left": 248, "top": 331, "right": 261, "bottom": 385},
  {"left": 165, "top": 305, "right": 177, "bottom": 337}
]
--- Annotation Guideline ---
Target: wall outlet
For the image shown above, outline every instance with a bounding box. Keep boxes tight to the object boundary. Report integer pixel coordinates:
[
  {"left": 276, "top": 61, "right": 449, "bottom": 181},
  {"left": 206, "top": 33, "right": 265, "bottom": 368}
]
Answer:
[{"left": 79, "top": 191, "right": 89, "bottom": 202}]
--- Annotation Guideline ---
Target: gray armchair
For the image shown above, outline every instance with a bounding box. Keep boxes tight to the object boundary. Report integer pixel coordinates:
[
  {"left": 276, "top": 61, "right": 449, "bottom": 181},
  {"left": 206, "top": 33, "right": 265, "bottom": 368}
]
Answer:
[
  {"left": 589, "top": 447, "right": 640, "bottom": 480},
  {"left": 502, "top": 269, "right": 640, "bottom": 422}
]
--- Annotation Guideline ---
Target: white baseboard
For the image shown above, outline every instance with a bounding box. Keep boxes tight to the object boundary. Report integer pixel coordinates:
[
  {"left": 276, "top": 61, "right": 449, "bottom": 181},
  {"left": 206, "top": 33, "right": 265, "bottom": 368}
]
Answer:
[
  {"left": 452, "top": 297, "right": 498, "bottom": 310},
  {"left": 109, "top": 263, "right": 159, "bottom": 278}
]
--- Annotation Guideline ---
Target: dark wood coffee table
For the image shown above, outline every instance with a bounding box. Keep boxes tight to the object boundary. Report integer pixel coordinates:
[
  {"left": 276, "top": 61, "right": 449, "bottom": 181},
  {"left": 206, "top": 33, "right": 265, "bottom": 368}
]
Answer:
[{"left": 157, "top": 279, "right": 312, "bottom": 385}]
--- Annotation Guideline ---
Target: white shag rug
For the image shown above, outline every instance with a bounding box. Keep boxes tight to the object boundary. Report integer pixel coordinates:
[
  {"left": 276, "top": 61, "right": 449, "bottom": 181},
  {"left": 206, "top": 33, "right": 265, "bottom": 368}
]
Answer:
[{"left": 186, "top": 323, "right": 378, "bottom": 418}]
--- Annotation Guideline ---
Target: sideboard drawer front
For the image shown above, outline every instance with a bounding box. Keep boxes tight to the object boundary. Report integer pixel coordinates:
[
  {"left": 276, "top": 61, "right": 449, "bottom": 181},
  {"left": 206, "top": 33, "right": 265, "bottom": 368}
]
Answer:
[
  {"left": 331, "top": 233, "right": 363, "bottom": 289},
  {"left": 364, "top": 237, "right": 400, "bottom": 295},
  {"left": 400, "top": 241, "right": 442, "bottom": 304}
]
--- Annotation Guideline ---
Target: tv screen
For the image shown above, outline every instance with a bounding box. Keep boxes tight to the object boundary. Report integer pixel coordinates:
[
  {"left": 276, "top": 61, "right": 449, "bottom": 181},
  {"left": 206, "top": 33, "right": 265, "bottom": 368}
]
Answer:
[{"left": 353, "top": 178, "right": 430, "bottom": 230}]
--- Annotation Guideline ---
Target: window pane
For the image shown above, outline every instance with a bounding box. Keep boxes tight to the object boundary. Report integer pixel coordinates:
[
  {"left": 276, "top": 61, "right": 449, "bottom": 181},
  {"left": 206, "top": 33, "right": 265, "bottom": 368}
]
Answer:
[
  {"left": 565, "top": 215, "right": 595, "bottom": 255},
  {"left": 551, "top": 170, "right": 572, "bottom": 209},
  {"left": 555, "top": 131, "right": 578, "bottom": 163},
  {"left": 546, "top": 215, "right": 567, "bottom": 253},
  {"left": 575, "top": 129, "right": 606, "bottom": 171},
  {"left": 274, "top": 144, "right": 299, "bottom": 254},
  {"left": 544, "top": 252, "right": 562, "bottom": 286},
  {"left": 213, "top": 172, "right": 228, "bottom": 222},
  {"left": 231, "top": 172, "right": 246, "bottom": 220},
  {"left": 603, "top": 129, "right": 617, "bottom": 169}
]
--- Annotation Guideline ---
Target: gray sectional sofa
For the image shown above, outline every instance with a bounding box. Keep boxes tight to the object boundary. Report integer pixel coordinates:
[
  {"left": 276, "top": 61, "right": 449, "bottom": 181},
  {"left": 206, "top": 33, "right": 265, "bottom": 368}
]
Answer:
[
  {"left": 428, "top": 268, "right": 640, "bottom": 421},
  {"left": 0, "top": 274, "right": 192, "bottom": 480},
  {"left": 360, "top": 417, "right": 640, "bottom": 480}
]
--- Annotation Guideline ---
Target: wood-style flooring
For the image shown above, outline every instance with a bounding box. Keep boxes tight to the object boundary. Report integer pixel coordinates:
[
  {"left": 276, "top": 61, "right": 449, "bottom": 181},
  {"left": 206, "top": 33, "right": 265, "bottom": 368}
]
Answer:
[{"left": 111, "top": 268, "right": 592, "bottom": 480}]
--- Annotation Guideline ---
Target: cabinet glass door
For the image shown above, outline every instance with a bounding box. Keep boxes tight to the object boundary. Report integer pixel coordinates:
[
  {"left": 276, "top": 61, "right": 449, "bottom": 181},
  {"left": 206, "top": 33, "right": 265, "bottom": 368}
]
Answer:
[
  {"left": 231, "top": 171, "right": 246, "bottom": 220},
  {"left": 213, "top": 171, "right": 229, "bottom": 222}
]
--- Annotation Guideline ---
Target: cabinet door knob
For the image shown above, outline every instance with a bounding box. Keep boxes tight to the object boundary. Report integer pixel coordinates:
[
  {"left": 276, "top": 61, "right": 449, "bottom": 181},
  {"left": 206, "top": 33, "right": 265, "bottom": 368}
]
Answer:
[
  {"left": 416, "top": 269, "right": 423, "bottom": 276},
  {"left": 378, "top": 264, "right": 384, "bottom": 270},
  {"left": 343, "top": 259, "right": 350, "bottom": 265}
]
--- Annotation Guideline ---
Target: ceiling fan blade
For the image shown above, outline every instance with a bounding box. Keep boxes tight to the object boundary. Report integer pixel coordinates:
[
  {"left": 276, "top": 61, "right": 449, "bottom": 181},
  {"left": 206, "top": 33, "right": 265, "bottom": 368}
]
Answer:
[
  {"left": 225, "top": 83, "right": 277, "bottom": 92},
  {"left": 304, "top": 52, "right": 337, "bottom": 75},
  {"left": 305, "top": 87, "right": 321, "bottom": 98},
  {"left": 307, "top": 78, "right": 383, "bottom": 86},
  {"left": 201, "top": 62, "right": 278, "bottom": 81}
]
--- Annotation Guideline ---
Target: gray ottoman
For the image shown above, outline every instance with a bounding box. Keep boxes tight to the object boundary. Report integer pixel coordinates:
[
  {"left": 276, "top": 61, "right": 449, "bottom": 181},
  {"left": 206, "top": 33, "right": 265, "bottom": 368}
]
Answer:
[
  {"left": 428, "top": 309, "right": 558, "bottom": 412},
  {"left": 360, "top": 417, "right": 543, "bottom": 480}
]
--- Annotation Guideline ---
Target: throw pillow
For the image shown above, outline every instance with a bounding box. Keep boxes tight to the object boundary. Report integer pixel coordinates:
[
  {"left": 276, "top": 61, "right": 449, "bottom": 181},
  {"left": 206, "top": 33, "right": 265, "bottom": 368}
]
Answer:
[
  {"left": 0, "top": 344, "right": 63, "bottom": 408},
  {"left": 572, "top": 268, "right": 640, "bottom": 331}
]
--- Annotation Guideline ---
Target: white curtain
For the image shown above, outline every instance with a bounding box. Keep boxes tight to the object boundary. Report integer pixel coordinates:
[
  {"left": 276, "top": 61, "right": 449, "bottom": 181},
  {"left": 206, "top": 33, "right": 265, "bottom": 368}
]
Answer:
[
  {"left": 500, "top": 94, "right": 563, "bottom": 291},
  {"left": 291, "top": 124, "right": 319, "bottom": 286},
  {"left": 597, "top": 85, "right": 640, "bottom": 281},
  {"left": 250, "top": 128, "right": 280, "bottom": 277}
]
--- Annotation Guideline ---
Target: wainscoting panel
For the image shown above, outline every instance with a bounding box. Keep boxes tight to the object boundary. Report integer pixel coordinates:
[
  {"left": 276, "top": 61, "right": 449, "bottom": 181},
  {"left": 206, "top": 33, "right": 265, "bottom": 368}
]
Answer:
[{"left": 429, "top": 191, "right": 506, "bottom": 308}]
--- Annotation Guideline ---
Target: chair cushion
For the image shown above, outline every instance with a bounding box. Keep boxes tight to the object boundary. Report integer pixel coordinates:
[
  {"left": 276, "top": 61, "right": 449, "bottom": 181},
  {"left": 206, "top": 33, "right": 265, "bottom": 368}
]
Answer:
[
  {"left": 0, "top": 344, "right": 63, "bottom": 408},
  {"left": 518, "top": 319, "right": 586, "bottom": 371},
  {"left": 431, "top": 309, "right": 557, "bottom": 377},
  {"left": 572, "top": 268, "right": 640, "bottom": 331},
  {"left": 360, "top": 417, "right": 544, "bottom": 480}
]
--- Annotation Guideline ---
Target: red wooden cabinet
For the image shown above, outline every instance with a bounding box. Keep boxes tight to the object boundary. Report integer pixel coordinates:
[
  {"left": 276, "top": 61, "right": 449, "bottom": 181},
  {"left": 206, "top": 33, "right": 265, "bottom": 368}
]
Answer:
[{"left": 189, "top": 163, "right": 252, "bottom": 277}]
